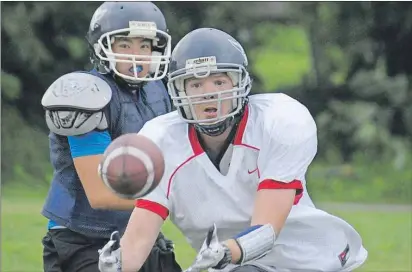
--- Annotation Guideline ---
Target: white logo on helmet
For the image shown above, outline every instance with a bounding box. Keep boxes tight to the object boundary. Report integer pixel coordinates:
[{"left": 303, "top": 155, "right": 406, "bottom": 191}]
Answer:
[
  {"left": 228, "top": 39, "right": 248, "bottom": 66},
  {"left": 90, "top": 7, "right": 108, "bottom": 31}
]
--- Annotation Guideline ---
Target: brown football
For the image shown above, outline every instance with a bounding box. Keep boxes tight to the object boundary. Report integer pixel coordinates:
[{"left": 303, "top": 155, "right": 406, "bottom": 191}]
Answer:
[{"left": 98, "top": 133, "right": 165, "bottom": 199}]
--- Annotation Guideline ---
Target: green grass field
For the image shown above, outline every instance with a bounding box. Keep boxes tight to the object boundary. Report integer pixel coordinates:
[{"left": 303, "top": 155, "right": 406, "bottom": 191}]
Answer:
[{"left": 1, "top": 186, "right": 411, "bottom": 271}]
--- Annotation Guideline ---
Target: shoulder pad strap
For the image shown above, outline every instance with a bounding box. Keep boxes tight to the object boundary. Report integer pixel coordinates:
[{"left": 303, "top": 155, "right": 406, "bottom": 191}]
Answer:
[
  {"left": 42, "top": 72, "right": 112, "bottom": 136},
  {"left": 41, "top": 72, "right": 112, "bottom": 111}
]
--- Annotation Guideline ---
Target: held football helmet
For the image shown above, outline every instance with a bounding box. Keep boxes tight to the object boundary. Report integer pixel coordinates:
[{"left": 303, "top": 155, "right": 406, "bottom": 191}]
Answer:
[
  {"left": 86, "top": 2, "right": 171, "bottom": 86},
  {"left": 167, "top": 28, "right": 252, "bottom": 136}
]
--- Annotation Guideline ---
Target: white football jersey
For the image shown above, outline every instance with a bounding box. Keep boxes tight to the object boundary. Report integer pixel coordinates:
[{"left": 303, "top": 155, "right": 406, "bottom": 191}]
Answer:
[{"left": 136, "top": 93, "right": 367, "bottom": 272}]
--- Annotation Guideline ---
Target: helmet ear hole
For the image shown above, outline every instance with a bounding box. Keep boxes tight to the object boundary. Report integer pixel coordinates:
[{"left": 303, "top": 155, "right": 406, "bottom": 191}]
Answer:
[
  {"left": 174, "top": 78, "right": 185, "bottom": 93},
  {"left": 226, "top": 72, "right": 239, "bottom": 86},
  {"left": 155, "top": 36, "right": 167, "bottom": 49}
]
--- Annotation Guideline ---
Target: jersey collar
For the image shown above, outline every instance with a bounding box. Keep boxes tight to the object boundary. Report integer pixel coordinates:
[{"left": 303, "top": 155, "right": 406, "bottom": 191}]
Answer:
[{"left": 188, "top": 105, "right": 250, "bottom": 155}]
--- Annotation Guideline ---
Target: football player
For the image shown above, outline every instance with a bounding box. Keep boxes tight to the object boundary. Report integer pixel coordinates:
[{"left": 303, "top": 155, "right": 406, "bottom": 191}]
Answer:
[
  {"left": 40, "top": 2, "right": 181, "bottom": 272},
  {"left": 98, "top": 28, "right": 368, "bottom": 272}
]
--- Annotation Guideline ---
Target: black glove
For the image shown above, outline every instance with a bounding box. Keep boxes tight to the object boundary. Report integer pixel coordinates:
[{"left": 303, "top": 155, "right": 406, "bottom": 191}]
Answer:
[{"left": 140, "top": 232, "right": 182, "bottom": 272}]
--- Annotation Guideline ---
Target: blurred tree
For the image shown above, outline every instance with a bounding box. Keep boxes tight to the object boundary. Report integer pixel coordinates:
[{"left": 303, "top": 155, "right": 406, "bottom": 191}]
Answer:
[
  {"left": 1, "top": 1, "right": 99, "bottom": 184},
  {"left": 1, "top": 1, "right": 99, "bottom": 126},
  {"left": 285, "top": 2, "right": 412, "bottom": 163}
]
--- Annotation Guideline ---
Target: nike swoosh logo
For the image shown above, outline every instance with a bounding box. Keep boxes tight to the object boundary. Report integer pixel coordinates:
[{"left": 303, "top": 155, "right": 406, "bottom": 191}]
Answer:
[{"left": 248, "top": 168, "right": 258, "bottom": 174}]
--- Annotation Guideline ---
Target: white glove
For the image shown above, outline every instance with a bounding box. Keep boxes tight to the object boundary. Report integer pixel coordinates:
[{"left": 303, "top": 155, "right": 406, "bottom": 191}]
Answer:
[
  {"left": 98, "top": 231, "right": 122, "bottom": 272},
  {"left": 185, "top": 224, "right": 232, "bottom": 272}
]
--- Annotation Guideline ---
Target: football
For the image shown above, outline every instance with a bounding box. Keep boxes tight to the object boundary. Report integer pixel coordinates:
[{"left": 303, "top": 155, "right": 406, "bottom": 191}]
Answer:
[{"left": 98, "top": 133, "right": 165, "bottom": 199}]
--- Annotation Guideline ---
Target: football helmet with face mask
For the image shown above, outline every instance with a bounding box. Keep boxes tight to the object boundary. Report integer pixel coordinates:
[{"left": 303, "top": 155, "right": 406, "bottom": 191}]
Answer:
[
  {"left": 86, "top": 1, "right": 171, "bottom": 88},
  {"left": 168, "top": 28, "right": 252, "bottom": 136}
]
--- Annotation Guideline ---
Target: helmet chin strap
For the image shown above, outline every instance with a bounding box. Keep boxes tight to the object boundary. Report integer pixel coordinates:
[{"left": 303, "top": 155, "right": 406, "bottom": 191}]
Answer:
[
  {"left": 194, "top": 103, "right": 246, "bottom": 137},
  {"left": 194, "top": 117, "right": 234, "bottom": 137}
]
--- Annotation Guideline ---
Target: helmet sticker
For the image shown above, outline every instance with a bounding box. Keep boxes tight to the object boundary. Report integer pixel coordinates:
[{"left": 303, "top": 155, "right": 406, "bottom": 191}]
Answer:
[
  {"left": 128, "top": 21, "right": 157, "bottom": 38},
  {"left": 185, "top": 56, "right": 217, "bottom": 75}
]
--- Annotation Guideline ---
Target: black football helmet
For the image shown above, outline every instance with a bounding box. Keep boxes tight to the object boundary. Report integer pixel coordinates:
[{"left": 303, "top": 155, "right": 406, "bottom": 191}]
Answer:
[
  {"left": 86, "top": 1, "right": 171, "bottom": 87},
  {"left": 167, "top": 28, "right": 251, "bottom": 136}
]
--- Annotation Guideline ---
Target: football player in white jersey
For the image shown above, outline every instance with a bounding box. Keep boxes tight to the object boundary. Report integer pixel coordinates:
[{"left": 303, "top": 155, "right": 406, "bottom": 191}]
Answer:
[{"left": 98, "top": 28, "right": 368, "bottom": 272}]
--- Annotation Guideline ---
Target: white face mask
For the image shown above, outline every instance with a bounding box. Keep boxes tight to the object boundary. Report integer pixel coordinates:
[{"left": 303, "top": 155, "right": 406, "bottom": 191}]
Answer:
[{"left": 94, "top": 21, "right": 172, "bottom": 82}]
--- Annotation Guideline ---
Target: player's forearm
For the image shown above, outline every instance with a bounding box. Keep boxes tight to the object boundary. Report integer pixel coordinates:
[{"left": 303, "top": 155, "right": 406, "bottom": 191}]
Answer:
[
  {"left": 87, "top": 172, "right": 136, "bottom": 210},
  {"left": 120, "top": 209, "right": 163, "bottom": 271},
  {"left": 251, "top": 188, "right": 296, "bottom": 234},
  {"left": 73, "top": 155, "right": 136, "bottom": 210},
  {"left": 97, "top": 195, "right": 136, "bottom": 210},
  {"left": 223, "top": 189, "right": 296, "bottom": 264},
  {"left": 121, "top": 237, "right": 154, "bottom": 271}
]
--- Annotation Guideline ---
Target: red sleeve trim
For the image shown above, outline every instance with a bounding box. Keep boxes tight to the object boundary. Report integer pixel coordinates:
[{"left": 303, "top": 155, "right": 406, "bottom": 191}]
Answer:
[
  {"left": 257, "top": 179, "right": 303, "bottom": 205},
  {"left": 135, "top": 199, "right": 169, "bottom": 220}
]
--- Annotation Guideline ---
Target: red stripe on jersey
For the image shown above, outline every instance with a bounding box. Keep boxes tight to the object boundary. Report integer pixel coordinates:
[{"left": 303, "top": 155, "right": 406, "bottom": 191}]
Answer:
[
  {"left": 166, "top": 154, "right": 198, "bottom": 198},
  {"left": 257, "top": 179, "right": 303, "bottom": 205},
  {"left": 189, "top": 125, "right": 204, "bottom": 155},
  {"left": 233, "top": 105, "right": 249, "bottom": 145},
  {"left": 173, "top": 126, "right": 214, "bottom": 199},
  {"left": 232, "top": 106, "right": 259, "bottom": 150},
  {"left": 135, "top": 199, "right": 169, "bottom": 220}
]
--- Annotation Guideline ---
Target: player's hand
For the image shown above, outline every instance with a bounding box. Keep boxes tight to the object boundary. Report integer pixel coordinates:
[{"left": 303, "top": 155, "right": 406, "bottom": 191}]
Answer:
[
  {"left": 98, "top": 231, "right": 122, "bottom": 272},
  {"left": 184, "top": 224, "right": 231, "bottom": 272}
]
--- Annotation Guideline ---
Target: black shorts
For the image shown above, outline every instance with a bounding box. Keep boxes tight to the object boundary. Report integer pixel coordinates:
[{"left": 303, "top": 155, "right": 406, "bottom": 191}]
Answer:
[{"left": 42, "top": 228, "right": 181, "bottom": 272}]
